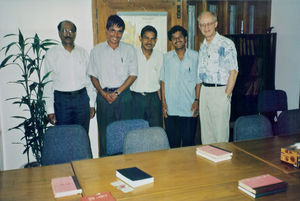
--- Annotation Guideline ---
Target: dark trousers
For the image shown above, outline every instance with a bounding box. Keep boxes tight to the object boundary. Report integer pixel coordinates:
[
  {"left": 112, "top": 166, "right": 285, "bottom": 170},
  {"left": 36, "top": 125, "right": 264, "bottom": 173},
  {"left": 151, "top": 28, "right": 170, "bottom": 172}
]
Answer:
[
  {"left": 164, "top": 116, "right": 197, "bottom": 148},
  {"left": 54, "top": 88, "right": 90, "bottom": 134},
  {"left": 96, "top": 89, "right": 132, "bottom": 157},
  {"left": 131, "top": 91, "right": 162, "bottom": 127}
]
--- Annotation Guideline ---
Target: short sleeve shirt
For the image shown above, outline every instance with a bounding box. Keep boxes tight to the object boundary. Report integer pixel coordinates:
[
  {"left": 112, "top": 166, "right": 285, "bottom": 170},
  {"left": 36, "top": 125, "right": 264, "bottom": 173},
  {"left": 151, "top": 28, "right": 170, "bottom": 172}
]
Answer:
[
  {"left": 198, "top": 32, "right": 238, "bottom": 85},
  {"left": 160, "top": 49, "right": 200, "bottom": 117}
]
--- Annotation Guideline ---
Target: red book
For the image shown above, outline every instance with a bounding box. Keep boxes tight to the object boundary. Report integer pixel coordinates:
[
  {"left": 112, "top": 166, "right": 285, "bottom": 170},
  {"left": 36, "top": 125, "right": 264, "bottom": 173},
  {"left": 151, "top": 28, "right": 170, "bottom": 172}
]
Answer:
[
  {"left": 81, "top": 192, "right": 116, "bottom": 201},
  {"left": 51, "top": 176, "right": 82, "bottom": 198},
  {"left": 196, "top": 145, "right": 232, "bottom": 162},
  {"left": 238, "top": 174, "right": 287, "bottom": 194}
]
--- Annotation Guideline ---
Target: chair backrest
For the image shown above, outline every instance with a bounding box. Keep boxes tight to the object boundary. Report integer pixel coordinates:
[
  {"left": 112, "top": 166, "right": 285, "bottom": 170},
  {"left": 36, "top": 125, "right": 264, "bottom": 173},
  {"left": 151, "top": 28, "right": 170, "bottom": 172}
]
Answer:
[
  {"left": 275, "top": 109, "right": 300, "bottom": 135},
  {"left": 41, "top": 125, "right": 92, "bottom": 166},
  {"left": 233, "top": 114, "right": 273, "bottom": 141},
  {"left": 123, "top": 127, "right": 170, "bottom": 154},
  {"left": 106, "top": 119, "right": 149, "bottom": 155},
  {"left": 257, "top": 90, "right": 287, "bottom": 113}
]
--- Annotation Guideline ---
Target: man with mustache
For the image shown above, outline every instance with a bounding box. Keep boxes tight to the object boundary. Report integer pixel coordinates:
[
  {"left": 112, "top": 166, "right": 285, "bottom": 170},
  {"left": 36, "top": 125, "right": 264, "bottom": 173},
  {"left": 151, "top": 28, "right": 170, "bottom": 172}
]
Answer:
[
  {"left": 44, "top": 20, "right": 96, "bottom": 134},
  {"left": 160, "top": 25, "right": 200, "bottom": 148},
  {"left": 130, "top": 25, "right": 163, "bottom": 127},
  {"left": 88, "top": 15, "right": 138, "bottom": 157}
]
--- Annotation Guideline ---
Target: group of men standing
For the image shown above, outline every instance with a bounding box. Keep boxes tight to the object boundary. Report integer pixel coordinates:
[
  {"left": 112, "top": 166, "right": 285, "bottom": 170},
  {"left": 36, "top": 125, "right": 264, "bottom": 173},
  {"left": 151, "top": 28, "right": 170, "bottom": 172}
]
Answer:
[{"left": 43, "top": 11, "right": 238, "bottom": 157}]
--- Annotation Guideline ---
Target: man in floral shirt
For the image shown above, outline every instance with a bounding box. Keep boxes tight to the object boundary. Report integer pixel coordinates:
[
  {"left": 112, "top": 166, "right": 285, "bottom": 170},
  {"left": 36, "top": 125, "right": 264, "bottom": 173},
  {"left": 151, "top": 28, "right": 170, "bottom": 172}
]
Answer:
[{"left": 197, "top": 11, "right": 238, "bottom": 144}]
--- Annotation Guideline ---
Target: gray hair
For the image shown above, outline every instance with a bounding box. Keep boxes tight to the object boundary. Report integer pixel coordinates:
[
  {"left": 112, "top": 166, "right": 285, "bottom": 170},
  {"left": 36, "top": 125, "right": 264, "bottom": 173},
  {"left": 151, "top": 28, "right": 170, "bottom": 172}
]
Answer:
[{"left": 197, "top": 11, "right": 217, "bottom": 23}]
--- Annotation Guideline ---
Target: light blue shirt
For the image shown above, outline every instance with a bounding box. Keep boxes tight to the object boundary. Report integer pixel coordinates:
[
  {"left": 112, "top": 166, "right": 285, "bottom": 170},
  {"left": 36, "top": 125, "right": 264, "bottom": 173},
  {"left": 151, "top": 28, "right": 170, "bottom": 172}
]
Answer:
[
  {"left": 198, "top": 32, "right": 238, "bottom": 85},
  {"left": 87, "top": 41, "right": 138, "bottom": 89},
  {"left": 160, "top": 49, "right": 199, "bottom": 117}
]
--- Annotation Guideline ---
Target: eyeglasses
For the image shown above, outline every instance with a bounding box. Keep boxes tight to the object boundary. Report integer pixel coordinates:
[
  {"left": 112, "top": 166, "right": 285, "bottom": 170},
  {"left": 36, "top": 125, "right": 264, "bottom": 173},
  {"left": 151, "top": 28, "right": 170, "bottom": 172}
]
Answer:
[
  {"left": 61, "top": 29, "right": 76, "bottom": 34},
  {"left": 199, "top": 21, "right": 215, "bottom": 28}
]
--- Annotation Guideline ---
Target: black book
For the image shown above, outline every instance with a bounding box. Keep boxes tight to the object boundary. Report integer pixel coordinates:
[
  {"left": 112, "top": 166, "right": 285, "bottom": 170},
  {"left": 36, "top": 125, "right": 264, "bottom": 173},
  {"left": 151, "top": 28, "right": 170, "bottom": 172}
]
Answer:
[{"left": 116, "top": 167, "right": 154, "bottom": 188}]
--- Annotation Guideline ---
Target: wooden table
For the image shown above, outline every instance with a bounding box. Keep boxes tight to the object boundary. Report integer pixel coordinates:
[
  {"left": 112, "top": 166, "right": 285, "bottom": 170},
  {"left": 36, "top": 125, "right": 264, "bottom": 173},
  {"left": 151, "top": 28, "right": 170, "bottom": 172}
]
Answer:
[
  {"left": 231, "top": 133, "right": 300, "bottom": 175},
  {"left": 0, "top": 163, "right": 81, "bottom": 201},
  {"left": 72, "top": 143, "right": 300, "bottom": 201}
]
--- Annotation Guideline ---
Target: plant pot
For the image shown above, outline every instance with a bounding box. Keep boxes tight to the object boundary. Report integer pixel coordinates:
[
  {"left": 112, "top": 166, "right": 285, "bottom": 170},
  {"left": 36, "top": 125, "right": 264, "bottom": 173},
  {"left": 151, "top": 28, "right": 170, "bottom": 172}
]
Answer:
[{"left": 23, "top": 161, "right": 41, "bottom": 168}]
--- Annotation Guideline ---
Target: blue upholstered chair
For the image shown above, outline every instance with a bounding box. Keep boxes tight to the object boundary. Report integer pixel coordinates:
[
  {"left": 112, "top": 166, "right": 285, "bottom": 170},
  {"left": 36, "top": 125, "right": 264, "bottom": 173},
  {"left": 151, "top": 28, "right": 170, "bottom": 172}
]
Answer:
[
  {"left": 123, "top": 127, "right": 170, "bottom": 154},
  {"left": 41, "top": 125, "right": 92, "bottom": 166},
  {"left": 106, "top": 119, "right": 149, "bottom": 155},
  {"left": 257, "top": 89, "right": 287, "bottom": 124},
  {"left": 275, "top": 109, "right": 300, "bottom": 135},
  {"left": 233, "top": 114, "right": 273, "bottom": 141}
]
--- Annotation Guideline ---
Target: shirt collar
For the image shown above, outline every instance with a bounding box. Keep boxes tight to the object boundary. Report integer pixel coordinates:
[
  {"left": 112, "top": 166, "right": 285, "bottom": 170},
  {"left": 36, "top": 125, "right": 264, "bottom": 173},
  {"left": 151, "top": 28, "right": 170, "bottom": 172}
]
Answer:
[{"left": 203, "top": 32, "right": 220, "bottom": 46}]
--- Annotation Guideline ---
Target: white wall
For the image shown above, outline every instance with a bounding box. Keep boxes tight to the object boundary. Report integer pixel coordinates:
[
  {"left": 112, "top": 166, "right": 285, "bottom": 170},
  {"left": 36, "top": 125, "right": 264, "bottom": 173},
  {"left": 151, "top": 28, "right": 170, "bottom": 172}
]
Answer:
[
  {"left": 271, "top": 0, "right": 300, "bottom": 109},
  {"left": 0, "top": 0, "right": 98, "bottom": 170}
]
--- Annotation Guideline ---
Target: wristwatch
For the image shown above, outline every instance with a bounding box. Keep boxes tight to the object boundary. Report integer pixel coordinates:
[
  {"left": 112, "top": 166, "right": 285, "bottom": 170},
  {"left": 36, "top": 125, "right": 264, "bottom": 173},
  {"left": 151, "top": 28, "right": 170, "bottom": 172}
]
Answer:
[{"left": 114, "top": 90, "right": 119, "bottom": 96}]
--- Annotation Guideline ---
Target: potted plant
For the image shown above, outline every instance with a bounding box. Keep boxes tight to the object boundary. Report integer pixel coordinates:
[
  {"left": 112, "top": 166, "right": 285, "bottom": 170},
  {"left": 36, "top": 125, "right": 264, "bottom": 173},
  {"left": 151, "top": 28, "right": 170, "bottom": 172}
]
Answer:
[{"left": 0, "top": 30, "right": 57, "bottom": 167}]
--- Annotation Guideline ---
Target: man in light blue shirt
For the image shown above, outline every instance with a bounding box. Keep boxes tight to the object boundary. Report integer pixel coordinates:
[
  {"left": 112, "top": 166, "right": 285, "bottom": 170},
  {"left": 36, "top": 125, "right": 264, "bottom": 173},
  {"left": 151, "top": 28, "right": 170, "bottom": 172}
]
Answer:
[
  {"left": 160, "top": 25, "right": 200, "bottom": 148},
  {"left": 198, "top": 11, "right": 238, "bottom": 144},
  {"left": 88, "top": 15, "right": 138, "bottom": 156}
]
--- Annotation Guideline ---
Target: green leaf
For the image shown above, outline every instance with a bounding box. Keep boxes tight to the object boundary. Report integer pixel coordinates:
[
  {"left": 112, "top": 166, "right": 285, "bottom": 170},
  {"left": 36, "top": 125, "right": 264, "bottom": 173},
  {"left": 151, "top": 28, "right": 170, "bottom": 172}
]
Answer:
[
  {"left": 33, "top": 34, "right": 40, "bottom": 54},
  {"left": 18, "top": 29, "right": 25, "bottom": 52},
  {"left": 11, "top": 116, "right": 27, "bottom": 120},
  {"left": 42, "top": 71, "right": 52, "bottom": 81},
  {"left": 29, "top": 82, "right": 38, "bottom": 92},
  {"left": 0, "top": 55, "right": 14, "bottom": 68},
  {"left": 3, "top": 42, "right": 17, "bottom": 55}
]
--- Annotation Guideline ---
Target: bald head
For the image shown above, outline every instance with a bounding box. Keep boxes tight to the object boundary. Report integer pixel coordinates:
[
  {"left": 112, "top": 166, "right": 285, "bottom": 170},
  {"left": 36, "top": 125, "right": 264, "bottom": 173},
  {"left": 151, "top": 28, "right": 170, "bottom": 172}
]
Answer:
[{"left": 198, "top": 11, "right": 217, "bottom": 24}]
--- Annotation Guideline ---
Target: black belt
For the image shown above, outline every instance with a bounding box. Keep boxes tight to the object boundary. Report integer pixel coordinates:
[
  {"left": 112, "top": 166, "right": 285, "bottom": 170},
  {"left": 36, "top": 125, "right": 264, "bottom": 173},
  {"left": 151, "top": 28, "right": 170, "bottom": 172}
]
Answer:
[
  {"left": 103, "top": 87, "right": 118, "bottom": 92},
  {"left": 132, "top": 91, "right": 157, "bottom": 96},
  {"left": 202, "top": 83, "right": 226, "bottom": 87},
  {"left": 55, "top": 88, "right": 86, "bottom": 95}
]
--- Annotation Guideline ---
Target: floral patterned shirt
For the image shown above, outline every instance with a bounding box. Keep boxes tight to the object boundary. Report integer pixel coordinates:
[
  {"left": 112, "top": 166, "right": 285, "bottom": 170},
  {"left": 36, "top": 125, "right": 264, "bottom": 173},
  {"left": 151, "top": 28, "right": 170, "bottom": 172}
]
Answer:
[{"left": 198, "top": 32, "right": 238, "bottom": 85}]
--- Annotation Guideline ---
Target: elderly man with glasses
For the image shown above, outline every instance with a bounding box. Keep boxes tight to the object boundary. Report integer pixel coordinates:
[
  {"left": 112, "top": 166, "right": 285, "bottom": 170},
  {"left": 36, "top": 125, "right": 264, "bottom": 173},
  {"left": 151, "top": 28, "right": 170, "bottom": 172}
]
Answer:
[{"left": 197, "top": 11, "right": 238, "bottom": 144}]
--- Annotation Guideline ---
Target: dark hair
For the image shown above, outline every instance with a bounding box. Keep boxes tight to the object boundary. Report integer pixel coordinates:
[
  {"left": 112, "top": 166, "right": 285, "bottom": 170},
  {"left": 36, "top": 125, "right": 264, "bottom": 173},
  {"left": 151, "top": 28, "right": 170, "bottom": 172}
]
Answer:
[
  {"left": 167, "top": 25, "right": 188, "bottom": 41},
  {"left": 141, "top": 25, "right": 157, "bottom": 38},
  {"left": 57, "top": 20, "right": 77, "bottom": 32},
  {"left": 106, "top": 15, "right": 125, "bottom": 31}
]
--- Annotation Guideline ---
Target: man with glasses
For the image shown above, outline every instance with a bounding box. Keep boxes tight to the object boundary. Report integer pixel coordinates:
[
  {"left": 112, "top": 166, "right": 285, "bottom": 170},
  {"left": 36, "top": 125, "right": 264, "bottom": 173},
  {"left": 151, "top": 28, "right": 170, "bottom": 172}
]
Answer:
[
  {"left": 88, "top": 15, "right": 138, "bottom": 157},
  {"left": 160, "top": 25, "right": 200, "bottom": 148},
  {"left": 130, "top": 25, "right": 163, "bottom": 127},
  {"left": 44, "top": 20, "right": 96, "bottom": 134},
  {"left": 197, "top": 11, "right": 238, "bottom": 144}
]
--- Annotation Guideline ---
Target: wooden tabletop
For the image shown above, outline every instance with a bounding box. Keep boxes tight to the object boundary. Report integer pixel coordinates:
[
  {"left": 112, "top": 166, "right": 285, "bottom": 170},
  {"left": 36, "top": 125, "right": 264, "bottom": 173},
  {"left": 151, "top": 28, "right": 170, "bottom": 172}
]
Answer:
[
  {"left": 231, "top": 133, "right": 300, "bottom": 174},
  {"left": 72, "top": 143, "right": 300, "bottom": 201},
  {"left": 0, "top": 163, "right": 81, "bottom": 201}
]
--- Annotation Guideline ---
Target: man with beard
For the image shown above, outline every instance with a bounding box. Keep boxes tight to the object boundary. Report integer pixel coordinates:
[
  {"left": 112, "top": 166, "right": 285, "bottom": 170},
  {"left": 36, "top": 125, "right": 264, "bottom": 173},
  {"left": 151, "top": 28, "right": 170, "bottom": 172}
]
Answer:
[
  {"left": 160, "top": 25, "right": 200, "bottom": 148},
  {"left": 130, "top": 25, "right": 163, "bottom": 127},
  {"left": 44, "top": 20, "right": 96, "bottom": 134},
  {"left": 88, "top": 15, "right": 138, "bottom": 157}
]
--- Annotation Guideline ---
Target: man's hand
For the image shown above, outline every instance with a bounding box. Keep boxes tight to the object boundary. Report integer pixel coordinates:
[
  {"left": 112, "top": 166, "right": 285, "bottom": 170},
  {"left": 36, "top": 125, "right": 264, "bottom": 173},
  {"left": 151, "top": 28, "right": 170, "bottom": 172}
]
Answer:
[
  {"left": 162, "top": 102, "right": 168, "bottom": 118},
  {"left": 108, "top": 92, "right": 118, "bottom": 103},
  {"left": 90, "top": 107, "right": 95, "bottom": 119},
  {"left": 191, "top": 101, "right": 199, "bottom": 117},
  {"left": 48, "top": 113, "right": 56, "bottom": 125},
  {"left": 102, "top": 91, "right": 114, "bottom": 104}
]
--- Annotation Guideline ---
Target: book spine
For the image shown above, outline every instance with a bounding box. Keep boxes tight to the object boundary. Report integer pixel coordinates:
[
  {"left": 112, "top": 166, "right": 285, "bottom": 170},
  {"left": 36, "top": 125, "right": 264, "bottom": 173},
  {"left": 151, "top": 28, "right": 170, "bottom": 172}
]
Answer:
[{"left": 72, "top": 176, "right": 81, "bottom": 190}]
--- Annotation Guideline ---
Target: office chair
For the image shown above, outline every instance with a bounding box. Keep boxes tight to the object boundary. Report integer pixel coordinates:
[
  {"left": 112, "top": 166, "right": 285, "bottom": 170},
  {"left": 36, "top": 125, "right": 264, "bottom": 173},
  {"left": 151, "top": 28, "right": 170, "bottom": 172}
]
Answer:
[
  {"left": 106, "top": 119, "right": 149, "bottom": 155},
  {"left": 123, "top": 127, "right": 170, "bottom": 154},
  {"left": 275, "top": 109, "right": 300, "bottom": 135},
  {"left": 257, "top": 89, "right": 288, "bottom": 125},
  {"left": 233, "top": 114, "right": 273, "bottom": 141},
  {"left": 41, "top": 125, "right": 92, "bottom": 166}
]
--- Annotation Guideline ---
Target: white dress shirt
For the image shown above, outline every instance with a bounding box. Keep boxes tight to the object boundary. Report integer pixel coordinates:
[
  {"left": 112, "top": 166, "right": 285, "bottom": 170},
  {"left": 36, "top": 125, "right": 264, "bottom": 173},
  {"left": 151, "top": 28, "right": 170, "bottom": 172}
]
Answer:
[
  {"left": 43, "top": 44, "right": 96, "bottom": 114},
  {"left": 87, "top": 41, "right": 138, "bottom": 89},
  {"left": 130, "top": 48, "right": 163, "bottom": 93}
]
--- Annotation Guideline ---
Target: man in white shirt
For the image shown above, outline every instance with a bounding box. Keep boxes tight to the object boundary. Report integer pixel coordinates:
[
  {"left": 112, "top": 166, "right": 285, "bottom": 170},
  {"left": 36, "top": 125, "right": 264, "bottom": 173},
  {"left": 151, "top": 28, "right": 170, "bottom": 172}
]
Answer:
[
  {"left": 130, "top": 25, "right": 163, "bottom": 127},
  {"left": 88, "top": 15, "right": 138, "bottom": 157},
  {"left": 43, "top": 20, "right": 96, "bottom": 134}
]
